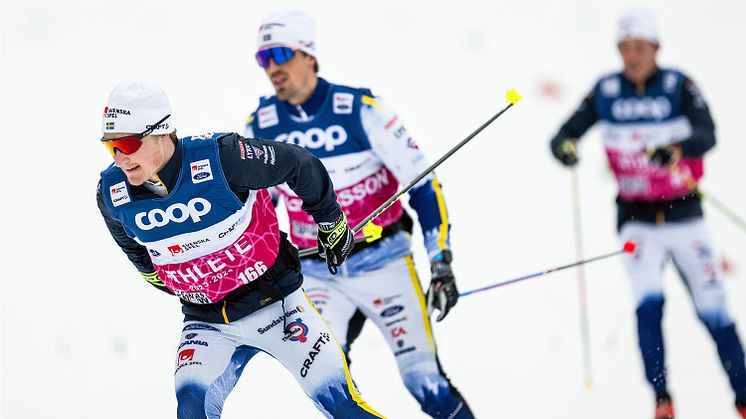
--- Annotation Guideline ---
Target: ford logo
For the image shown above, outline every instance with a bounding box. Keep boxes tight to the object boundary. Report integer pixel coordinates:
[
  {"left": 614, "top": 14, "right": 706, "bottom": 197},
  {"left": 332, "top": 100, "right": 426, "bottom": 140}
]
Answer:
[{"left": 380, "top": 305, "right": 404, "bottom": 318}]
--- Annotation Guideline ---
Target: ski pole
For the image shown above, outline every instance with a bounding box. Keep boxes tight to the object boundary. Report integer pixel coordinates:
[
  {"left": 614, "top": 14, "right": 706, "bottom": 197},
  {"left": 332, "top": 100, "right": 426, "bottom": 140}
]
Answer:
[
  {"left": 459, "top": 241, "right": 637, "bottom": 298},
  {"left": 571, "top": 168, "right": 593, "bottom": 390},
  {"left": 667, "top": 163, "right": 746, "bottom": 232},
  {"left": 701, "top": 189, "right": 746, "bottom": 233},
  {"left": 297, "top": 89, "right": 523, "bottom": 258},
  {"left": 351, "top": 89, "right": 522, "bottom": 234}
]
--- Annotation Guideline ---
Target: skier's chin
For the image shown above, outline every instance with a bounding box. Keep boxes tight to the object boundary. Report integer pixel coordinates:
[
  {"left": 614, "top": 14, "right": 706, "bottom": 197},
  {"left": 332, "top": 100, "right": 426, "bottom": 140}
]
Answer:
[
  {"left": 124, "top": 168, "right": 147, "bottom": 186},
  {"left": 275, "top": 88, "right": 291, "bottom": 101}
]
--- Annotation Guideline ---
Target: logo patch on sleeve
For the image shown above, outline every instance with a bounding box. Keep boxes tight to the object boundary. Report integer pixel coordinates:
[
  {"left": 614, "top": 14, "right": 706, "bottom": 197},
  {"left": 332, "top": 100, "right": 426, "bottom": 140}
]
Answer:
[
  {"left": 257, "top": 104, "right": 279, "bottom": 129},
  {"left": 110, "top": 181, "right": 131, "bottom": 207},
  {"left": 333, "top": 93, "right": 354, "bottom": 114},
  {"left": 190, "top": 159, "right": 214, "bottom": 184},
  {"left": 600, "top": 77, "right": 621, "bottom": 97}
]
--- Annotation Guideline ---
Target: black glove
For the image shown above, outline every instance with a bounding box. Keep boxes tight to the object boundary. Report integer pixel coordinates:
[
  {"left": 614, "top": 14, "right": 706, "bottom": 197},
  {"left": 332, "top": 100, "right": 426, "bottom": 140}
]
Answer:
[
  {"left": 317, "top": 213, "right": 354, "bottom": 275},
  {"left": 426, "top": 251, "right": 459, "bottom": 322},
  {"left": 554, "top": 138, "right": 579, "bottom": 166},
  {"left": 647, "top": 145, "right": 680, "bottom": 166},
  {"left": 140, "top": 271, "right": 173, "bottom": 295}
]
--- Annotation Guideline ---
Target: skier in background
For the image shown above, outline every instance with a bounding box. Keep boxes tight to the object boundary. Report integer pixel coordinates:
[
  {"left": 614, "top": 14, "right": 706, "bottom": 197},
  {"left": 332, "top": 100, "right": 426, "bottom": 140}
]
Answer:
[
  {"left": 245, "top": 11, "right": 474, "bottom": 419},
  {"left": 96, "top": 80, "right": 384, "bottom": 418},
  {"left": 549, "top": 9, "right": 746, "bottom": 419}
]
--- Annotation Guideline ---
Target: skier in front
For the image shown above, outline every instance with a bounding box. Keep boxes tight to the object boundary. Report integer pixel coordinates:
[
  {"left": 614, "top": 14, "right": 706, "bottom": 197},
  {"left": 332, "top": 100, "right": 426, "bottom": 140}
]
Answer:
[
  {"left": 96, "top": 80, "right": 384, "bottom": 418},
  {"left": 245, "top": 11, "right": 474, "bottom": 419},
  {"left": 549, "top": 9, "right": 746, "bottom": 419}
]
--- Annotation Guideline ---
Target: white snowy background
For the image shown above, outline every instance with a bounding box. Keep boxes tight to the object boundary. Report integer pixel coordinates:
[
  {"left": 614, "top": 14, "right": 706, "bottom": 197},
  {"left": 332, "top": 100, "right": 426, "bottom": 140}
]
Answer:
[{"left": 3, "top": 0, "right": 746, "bottom": 418}]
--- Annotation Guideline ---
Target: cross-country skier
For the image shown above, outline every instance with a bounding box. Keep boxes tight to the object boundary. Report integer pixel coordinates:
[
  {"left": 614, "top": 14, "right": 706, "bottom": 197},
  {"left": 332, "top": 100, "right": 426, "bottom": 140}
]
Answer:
[
  {"left": 549, "top": 9, "right": 746, "bottom": 419},
  {"left": 96, "top": 80, "right": 384, "bottom": 418},
  {"left": 245, "top": 11, "right": 474, "bottom": 419}
]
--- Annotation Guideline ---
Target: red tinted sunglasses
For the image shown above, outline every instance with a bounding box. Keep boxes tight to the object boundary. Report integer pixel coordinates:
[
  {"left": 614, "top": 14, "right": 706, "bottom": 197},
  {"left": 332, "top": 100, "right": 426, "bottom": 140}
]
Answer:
[{"left": 100, "top": 114, "right": 170, "bottom": 156}]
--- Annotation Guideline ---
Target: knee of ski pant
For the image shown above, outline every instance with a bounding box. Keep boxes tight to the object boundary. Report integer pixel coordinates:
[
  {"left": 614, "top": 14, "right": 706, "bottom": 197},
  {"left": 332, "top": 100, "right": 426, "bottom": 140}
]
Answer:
[
  {"left": 176, "top": 383, "right": 208, "bottom": 419},
  {"left": 313, "top": 383, "right": 382, "bottom": 419},
  {"left": 693, "top": 291, "right": 732, "bottom": 331},
  {"left": 321, "top": 398, "right": 381, "bottom": 419},
  {"left": 401, "top": 365, "right": 466, "bottom": 419},
  {"left": 176, "top": 383, "right": 227, "bottom": 419},
  {"left": 636, "top": 294, "right": 664, "bottom": 323},
  {"left": 698, "top": 309, "right": 733, "bottom": 333}
]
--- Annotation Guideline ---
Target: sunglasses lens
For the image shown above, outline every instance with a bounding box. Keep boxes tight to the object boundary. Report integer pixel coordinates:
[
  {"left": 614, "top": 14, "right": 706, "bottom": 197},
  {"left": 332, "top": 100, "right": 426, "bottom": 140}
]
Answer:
[
  {"left": 102, "top": 135, "right": 142, "bottom": 156},
  {"left": 255, "top": 50, "right": 271, "bottom": 68},
  {"left": 255, "top": 47, "right": 294, "bottom": 68}
]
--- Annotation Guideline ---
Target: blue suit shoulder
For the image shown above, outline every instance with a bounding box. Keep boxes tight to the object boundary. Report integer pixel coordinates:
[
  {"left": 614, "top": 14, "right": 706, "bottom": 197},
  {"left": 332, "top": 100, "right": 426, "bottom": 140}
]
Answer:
[
  {"left": 182, "top": 132, "right": 234, "bottom": 142},
  {"left": 328, "top": 82, "right": 374, "bottom": 98},
  {"left": 100, "top": 161, "right": 120, "bottom": 178}
]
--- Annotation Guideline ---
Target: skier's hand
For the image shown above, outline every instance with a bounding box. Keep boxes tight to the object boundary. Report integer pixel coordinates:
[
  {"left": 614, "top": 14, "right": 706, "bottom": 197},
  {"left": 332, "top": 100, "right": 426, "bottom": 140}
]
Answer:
[
  {"left": 554, "top": 138, "right": 579, "bottom": 166},
  {"left": 140, "top": 271, "right": 173, "bottom": 295},
  {"left": 317, "top": 212, "right": 354, "bottom": 275},
  {"left": 647, "top": 145, "right": 681, "bottom": 166},
  {"left": 426, "top": 251, "right": 459, "bottom": 322}
]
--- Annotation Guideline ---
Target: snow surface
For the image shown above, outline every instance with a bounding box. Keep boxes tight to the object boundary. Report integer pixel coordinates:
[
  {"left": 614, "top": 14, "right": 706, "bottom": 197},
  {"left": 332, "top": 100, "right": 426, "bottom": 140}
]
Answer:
[{"left": 3, "top": 0, "right": 746, "bottom": 418}]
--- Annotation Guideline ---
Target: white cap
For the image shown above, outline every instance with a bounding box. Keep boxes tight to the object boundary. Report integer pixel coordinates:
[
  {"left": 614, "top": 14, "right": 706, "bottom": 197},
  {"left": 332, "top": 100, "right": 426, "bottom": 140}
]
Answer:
[
  {"left": 102, "top": 81, "right": 174, "bottom": 135},
  {"left": 256, "top": 11, "right": 316, "bottom": 56},
  {"left": 616, "top": 8, "right": 659, "bottom": 45}
]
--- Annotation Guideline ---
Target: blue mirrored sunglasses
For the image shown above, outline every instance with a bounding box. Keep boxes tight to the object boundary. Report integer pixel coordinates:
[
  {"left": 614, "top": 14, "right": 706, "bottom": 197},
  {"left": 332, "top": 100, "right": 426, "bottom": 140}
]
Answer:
[{"left": 255, "top": 46, "right": 295, "bottom": 69}]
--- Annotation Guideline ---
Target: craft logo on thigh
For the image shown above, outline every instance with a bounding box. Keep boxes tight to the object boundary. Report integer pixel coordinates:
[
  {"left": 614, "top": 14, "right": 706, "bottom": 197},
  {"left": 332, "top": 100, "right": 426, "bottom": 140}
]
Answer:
[
  {"left": 300, "top": 332, "right": 332, "bottom": 377},
  {"left": 282, "top": 318, "right": 309, "bottom": 343}
]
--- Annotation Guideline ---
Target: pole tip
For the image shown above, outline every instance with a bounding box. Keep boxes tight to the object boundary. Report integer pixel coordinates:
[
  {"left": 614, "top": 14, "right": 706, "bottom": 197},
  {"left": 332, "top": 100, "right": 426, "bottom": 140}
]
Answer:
[
  {"left": 506, "top": 88, "right": 523, "bottom": 105},
  {"left": 623, "top": 240, "right": 637, "bottom": 253}
]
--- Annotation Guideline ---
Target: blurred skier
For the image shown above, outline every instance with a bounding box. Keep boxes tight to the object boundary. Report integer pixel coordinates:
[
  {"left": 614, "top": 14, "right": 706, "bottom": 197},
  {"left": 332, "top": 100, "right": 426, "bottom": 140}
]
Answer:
[
  {"left": 96, "top": 80, "right": 384, "bottom": 418},
  {"left": 245, "top": 11, "right": 474, "bottom": 419},
  {"left": 549, "top": 9, "right": 746, "bottom": 419}
]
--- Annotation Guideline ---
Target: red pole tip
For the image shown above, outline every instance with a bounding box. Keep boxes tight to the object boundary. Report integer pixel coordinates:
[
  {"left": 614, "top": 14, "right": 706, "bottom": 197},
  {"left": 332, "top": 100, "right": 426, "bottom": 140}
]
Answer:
[{"left": 623, "top": 241, "right": 637, "bottom": 253}]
